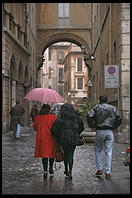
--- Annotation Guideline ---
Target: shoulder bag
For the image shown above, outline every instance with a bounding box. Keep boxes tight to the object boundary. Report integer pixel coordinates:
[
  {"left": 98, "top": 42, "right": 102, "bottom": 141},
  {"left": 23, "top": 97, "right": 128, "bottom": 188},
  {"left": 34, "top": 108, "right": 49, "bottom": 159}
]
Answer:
[{"left": 56, "top": 145, "right": 64, "bottom": 162}]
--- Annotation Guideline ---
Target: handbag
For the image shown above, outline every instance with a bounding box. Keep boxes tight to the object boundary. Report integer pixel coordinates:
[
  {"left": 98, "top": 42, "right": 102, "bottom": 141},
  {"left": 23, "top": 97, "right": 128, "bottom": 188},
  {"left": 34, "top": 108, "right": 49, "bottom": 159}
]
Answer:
[
  {"left": 76, "top": 136, "right": 85, "bottom": 146},
  {"left": 56, "top": 145, "right": 64, "bottom": 162}
]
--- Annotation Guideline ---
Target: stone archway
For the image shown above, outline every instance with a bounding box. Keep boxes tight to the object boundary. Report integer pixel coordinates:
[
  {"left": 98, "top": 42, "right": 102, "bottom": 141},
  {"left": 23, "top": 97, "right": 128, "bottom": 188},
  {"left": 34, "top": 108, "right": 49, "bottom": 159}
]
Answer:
[
  {"left": 38, "top": 32, "right": 90, "bottom": 57},
  {"left": 23, "top": 65, "right": 30, "bottom": 124},
  {"left": 9, "top": 54, "right": 17, "bottom": 129}
]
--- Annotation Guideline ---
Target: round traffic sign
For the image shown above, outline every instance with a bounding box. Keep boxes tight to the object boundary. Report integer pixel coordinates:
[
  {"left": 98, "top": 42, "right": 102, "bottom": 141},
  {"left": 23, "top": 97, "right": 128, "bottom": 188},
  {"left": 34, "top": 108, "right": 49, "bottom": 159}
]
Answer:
[{"left": 108, "top": 66, "right": 116, "bottom": 74}]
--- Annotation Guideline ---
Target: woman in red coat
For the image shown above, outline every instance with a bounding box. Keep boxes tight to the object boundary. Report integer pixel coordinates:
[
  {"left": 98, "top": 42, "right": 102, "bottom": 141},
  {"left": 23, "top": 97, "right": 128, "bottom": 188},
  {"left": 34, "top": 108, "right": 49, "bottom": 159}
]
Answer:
[{"left": 33, "top": 104, "right": 57, "bottom": 179}]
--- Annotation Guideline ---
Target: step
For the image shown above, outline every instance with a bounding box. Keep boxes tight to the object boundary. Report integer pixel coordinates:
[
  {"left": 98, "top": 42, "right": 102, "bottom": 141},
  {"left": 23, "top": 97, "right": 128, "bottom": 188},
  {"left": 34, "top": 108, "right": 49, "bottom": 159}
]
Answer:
[{"left": 81, "top": 131, "right": 96, "bottom": 143}]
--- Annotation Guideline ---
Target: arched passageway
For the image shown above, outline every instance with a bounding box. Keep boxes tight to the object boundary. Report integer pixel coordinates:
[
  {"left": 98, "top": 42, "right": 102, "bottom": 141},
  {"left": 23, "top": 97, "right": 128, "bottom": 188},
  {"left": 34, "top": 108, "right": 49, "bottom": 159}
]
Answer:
[{"left": 38, "top": 33, "right": 90, "bottom": 58}]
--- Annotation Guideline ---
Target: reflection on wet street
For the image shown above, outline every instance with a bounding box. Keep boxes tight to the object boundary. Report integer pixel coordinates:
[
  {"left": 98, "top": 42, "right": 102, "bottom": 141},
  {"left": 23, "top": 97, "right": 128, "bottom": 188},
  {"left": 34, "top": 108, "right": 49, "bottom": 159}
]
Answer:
[{"left": 2, "top": 126, "right": 130, "bottom": 194}]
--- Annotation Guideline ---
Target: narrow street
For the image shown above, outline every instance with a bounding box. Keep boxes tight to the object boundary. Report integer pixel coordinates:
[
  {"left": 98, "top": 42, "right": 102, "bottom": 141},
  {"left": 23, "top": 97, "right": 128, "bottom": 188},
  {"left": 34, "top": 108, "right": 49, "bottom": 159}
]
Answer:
[{"left": 2, "top": 126, "right": 130, "bottom": 195}]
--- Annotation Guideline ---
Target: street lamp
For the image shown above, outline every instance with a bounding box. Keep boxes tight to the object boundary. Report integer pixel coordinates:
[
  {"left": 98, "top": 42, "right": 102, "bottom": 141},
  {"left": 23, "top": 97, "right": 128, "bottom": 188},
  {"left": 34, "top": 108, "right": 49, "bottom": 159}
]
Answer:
[
  {"left": 37, "top": 56, "right": 45, "bottom": 71},
  {"left": 43, "top": 69, "right": 53, "bottom": 76},
  {"left": 81, "top": 46, "right": 95, "bottom": 71},
  {"left": 68, "top": 92, "right": 71, "bottom": 103},
  {"left": 81, "top": 45, "right": 96, "bottom": 101},
  {"left": 42, "top": 69, "right": 54, "bottom": 89}
]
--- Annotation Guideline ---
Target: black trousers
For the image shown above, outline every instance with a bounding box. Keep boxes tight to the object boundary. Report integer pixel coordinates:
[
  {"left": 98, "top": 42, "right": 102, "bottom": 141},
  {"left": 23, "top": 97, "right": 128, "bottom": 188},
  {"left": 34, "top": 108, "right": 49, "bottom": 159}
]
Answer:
[
  {"left": 62, "top": 144, "right": 76, "bottom": 173},
  {"left": 42, "top": 158, "right": 54, "bottom": 172}
]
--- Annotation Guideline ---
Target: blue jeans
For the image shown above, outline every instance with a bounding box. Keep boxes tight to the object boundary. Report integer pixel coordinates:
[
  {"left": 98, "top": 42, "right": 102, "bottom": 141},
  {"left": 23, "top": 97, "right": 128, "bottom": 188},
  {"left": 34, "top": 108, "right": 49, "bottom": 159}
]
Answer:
[
  {"left": 16, "top": 124, "right": 21, "bottom": 138},
  {"left": 95, "top": 129, "right": 114, "bottom": 174}
]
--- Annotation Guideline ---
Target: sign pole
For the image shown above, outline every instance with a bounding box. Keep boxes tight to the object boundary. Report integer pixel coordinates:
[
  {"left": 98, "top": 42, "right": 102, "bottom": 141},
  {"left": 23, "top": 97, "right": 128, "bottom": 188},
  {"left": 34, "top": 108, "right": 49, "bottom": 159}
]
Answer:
[
  {"left": 117, "top": 79, "right": 120, "bottom": 137},
  {"left": 104, "top": 65, "right": 120, "bottom": 140}
]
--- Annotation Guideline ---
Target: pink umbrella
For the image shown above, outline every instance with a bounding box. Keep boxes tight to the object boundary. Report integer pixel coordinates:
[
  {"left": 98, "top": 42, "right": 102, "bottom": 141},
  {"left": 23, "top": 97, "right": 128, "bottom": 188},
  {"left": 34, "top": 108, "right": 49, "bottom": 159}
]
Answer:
[{"left": 24, "top": 88, "right": 64, "bottom": 103}]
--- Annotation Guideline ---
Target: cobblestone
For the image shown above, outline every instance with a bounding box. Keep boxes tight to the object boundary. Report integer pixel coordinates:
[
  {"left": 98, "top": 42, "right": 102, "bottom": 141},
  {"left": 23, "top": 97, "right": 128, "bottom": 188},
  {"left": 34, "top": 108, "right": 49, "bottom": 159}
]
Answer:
[{"left": 2, "top": 126, "right": 130, "bottom": 194}]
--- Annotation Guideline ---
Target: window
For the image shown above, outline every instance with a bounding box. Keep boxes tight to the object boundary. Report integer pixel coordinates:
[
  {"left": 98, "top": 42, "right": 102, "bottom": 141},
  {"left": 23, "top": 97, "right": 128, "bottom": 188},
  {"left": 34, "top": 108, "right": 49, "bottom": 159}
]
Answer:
[
  {"left": 102, "top": 62, "right": 104, "bottom": 89},
  {"left": 77, "top": 58, "right": 82, "bottom": 72},
  {"left": 24, "top": 33, "right": 27, "bottom": 47},
  {"left": 49, "top": 49, "right": 51, "bottom": 61},
  {"left": 77, "top": 78, "right": 83, "bottom": 89},
  {"left": 58, "top": 3, "right": 69, "bottom": 18},
  {"left": 106, "top": 53, "right": 109, "bottom": 64},
  {"left": 114, "top": 40, "right": 116, "bottom": 64},
  {"left": 58, "top": 51, "right": 64, "bottom": 61},
  {"left": 17, "top": 25, "right": 20, "bottom": 39},
  {"left": 59, "top": 68, "right": 63, "bottom": 78},
  {"left": 9, "top": 16, "right": 12, "bottom": 31}
]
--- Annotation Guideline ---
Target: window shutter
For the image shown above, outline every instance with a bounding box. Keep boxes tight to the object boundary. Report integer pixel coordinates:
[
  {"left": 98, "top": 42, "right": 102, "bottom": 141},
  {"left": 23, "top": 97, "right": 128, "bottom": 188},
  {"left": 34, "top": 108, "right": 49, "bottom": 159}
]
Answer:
[
  {"left": 77, "top": 58, "right": 82, "bottom": 71},
  {"left": 58, "top": 3, "right": 63, "bottom": 17},
  {"left": 77, "top": 78, "right": 83, "bottom": 89},
  {"left": 64, "top": 3, "right": 69, "bottom": 17}
]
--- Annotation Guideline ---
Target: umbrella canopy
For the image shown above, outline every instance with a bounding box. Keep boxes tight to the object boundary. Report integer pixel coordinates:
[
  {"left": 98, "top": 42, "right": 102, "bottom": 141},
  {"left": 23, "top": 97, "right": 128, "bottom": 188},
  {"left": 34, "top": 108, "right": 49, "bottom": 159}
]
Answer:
[{"left": 24, "top": 88, "right": 64, "bottom": 103}]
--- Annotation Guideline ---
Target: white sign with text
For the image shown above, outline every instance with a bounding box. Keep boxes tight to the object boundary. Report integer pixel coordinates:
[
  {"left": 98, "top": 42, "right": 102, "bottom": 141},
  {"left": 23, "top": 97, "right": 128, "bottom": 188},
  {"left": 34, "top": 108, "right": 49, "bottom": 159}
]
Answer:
[{"left": 104, "top": 65, "right": 119, "bottom": 88}]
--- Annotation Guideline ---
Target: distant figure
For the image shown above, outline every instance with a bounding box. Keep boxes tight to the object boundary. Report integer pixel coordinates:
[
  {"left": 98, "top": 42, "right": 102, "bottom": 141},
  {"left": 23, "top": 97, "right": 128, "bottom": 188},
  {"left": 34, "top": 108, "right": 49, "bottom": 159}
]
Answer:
[
  {"left": 87, "top": 94, "right": 122, "bottom": 180},
  {"left": 51, "top": 103, "right": 84, "bottom": 180},
  {"left": 30, "top": 105, "right": 39, "bottom": 122},
  {"left": 9, "top": 101, "right": 25, "bottom": 139},
  {"left": 33, "top": 104, "right": 57, "bottom": 179}
]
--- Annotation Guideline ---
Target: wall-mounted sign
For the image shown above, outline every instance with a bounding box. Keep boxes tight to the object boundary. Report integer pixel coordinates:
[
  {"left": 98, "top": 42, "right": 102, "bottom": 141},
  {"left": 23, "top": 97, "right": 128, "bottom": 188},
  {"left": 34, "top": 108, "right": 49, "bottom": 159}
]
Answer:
[
  {"left": 87, "top": 80, "right": 93, "bottom": 87},
  {"left": 104, "top": 65, "right": 119, "bottom": 88}
]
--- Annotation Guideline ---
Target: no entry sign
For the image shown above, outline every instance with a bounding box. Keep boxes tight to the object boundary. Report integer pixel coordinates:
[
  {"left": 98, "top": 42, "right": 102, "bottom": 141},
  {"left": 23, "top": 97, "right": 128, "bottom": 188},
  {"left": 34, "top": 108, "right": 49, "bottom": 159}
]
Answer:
[{"left": 104, "top": 65, "right": 119, "bottom": 88}]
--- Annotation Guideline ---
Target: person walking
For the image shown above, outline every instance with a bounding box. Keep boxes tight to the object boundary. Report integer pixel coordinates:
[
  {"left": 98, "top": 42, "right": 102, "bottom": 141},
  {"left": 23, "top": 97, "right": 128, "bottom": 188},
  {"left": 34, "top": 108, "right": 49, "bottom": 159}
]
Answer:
[
  {"left": 9, "top": 100, "right": 25, "bottom": 139},
  {"left": 32, "top": 104, "right": 57, "bottom": 179},
  {"left": 86, "top": 94, "right": 122, "bottom": 180},
  {"left": 30, "top": 104, "right": 39, "bottom": 122},
  {"left": 51, "top": 103, "right": 84, "bottom": 180}
]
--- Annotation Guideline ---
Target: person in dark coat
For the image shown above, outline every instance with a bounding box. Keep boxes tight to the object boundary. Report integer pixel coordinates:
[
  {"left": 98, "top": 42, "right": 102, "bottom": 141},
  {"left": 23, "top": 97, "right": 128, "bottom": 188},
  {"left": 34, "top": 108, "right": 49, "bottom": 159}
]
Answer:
[
  {"left": 30, "top": 104, "right": 39, "bottom": 122},
  {"left": 9, "top": 100, "right": 25, "bottom": 139},
  {"left": 33, "top": 104, "right": 57, "bottom": 179},
  {"left": 51, "top": 103, "right": 84, "bottom": 180},
  {"left": 86, "top": 94, "right": 122, "bottom": 180}
]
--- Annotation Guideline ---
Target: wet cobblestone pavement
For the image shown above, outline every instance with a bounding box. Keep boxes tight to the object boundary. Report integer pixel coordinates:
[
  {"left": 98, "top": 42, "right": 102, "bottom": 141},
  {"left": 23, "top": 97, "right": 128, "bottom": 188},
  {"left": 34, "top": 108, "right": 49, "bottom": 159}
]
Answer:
[{"left": 2, "top": 126, "right": 130, "bottom": 195}]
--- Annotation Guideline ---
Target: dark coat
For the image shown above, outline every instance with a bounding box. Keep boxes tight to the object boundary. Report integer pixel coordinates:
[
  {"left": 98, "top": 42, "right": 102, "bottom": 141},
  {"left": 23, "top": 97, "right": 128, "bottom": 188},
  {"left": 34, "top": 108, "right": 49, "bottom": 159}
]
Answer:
[
  {"left": 51, "top": 116, "right": 84, "bottom": 146},
  {"left": 10, "top": 104, "right": 25, "bottom": 128},
  {"left": 87, "top": 103, "right": 122, "bottom": 130},
  {"left": 30, "top": 106, "right": 39, "bottom": 121}
]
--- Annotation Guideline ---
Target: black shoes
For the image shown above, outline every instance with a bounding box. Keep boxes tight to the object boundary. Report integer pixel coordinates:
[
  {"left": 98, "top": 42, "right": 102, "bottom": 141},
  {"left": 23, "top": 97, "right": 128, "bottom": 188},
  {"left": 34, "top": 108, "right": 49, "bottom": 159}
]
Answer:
[
  {"left": 43, "top": 169, "right": 54, "bottom": 179},
  {"left": 49, "top": 169, "right": 54, "bottom": 176},
  {"left": 43, "top": 171, "right": 48, "bottom": 179},
  {"left": 68, "top": 172, "right": 72, "bottom": 180},
  {"left": 64, "top": 171, "right": 72, "bottom": 180},
  {"left": 64, "top": 171, "right": 69, "bottom": 177},
  {"left": 44, "top": 169, "right": 73, "bottom": 180}
]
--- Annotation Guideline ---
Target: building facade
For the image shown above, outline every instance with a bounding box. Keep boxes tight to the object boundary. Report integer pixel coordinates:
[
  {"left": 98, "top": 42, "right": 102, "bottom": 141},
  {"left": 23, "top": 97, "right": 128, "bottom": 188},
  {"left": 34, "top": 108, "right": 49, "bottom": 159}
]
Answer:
[
  {"left": 64, "top": 43, "right": 88, "bottom": 104},
  {"left": 2, "top": 3, "right": 38, "bottom": 131},
  {"left": 90, "top": 3, "right": 130, "bottom": 143},
  {"left": 41, "top": 42, "right": 70, "bottom": 95}
]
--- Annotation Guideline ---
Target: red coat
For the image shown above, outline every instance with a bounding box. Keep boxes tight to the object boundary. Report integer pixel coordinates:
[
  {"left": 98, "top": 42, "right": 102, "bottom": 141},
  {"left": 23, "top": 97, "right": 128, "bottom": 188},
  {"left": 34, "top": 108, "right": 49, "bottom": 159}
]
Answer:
[{"left": 33, "top": 114, "right": 57, "bottom": 158}]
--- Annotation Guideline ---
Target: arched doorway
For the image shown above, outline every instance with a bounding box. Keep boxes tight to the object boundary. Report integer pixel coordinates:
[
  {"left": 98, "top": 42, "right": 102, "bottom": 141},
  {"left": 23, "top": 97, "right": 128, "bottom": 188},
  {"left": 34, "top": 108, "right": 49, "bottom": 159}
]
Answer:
[
  {"left": 37, "top": 34, "right": 91, "bottom": 101},
  {"left": 17, "top": 60, "right": 24, "bottom": 103},
  {"left": 23, "top": 65, "right": 30, "bottom": 124},
  {"left": 10, "top": 55, "right": 17, "bottom": 107},
  {"left": 9, "top": 54, "right": 17, "bottom": 128}
]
